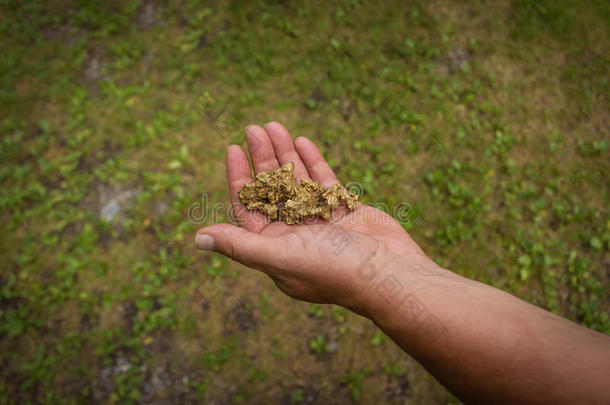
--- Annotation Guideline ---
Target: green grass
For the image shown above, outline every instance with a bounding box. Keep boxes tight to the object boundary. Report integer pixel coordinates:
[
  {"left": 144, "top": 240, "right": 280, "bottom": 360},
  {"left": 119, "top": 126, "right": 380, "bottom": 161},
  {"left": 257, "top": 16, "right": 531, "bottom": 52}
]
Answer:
[{"left": 1, "top": 0, "right": 609, "bottom": 403}]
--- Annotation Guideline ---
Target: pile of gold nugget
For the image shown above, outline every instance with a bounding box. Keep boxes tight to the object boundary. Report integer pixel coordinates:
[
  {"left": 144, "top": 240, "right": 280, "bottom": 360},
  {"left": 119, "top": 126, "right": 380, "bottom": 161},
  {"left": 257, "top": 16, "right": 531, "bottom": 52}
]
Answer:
[{"left": 238, "top": 162, "right": 358, "bottom": 224}]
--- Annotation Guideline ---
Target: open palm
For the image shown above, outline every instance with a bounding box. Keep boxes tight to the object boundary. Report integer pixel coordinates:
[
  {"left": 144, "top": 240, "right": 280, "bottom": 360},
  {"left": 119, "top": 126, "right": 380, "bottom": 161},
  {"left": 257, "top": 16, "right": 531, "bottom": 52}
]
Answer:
[{"left": 196, "top": 122, "right": 425, "bottom": 307}]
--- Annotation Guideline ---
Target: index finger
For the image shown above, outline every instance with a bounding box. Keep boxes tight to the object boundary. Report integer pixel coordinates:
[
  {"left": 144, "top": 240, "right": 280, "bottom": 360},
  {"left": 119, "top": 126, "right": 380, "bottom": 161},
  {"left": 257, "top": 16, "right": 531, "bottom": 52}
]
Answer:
[{"left": 226, "top": 144, "right": 269, "bottom": 232}]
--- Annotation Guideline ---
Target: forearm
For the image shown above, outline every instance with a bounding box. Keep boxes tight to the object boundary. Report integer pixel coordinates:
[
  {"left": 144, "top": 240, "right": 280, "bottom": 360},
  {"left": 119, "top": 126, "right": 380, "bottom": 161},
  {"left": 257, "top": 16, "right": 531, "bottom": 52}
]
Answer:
[{"left": 349, "top": 255, "right": 610, "bottom": 404}]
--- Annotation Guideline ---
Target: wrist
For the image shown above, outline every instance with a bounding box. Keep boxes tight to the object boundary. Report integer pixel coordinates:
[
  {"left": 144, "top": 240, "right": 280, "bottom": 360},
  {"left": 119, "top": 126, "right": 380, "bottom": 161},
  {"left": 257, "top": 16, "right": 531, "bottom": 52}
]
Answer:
[{"left": 341, "top": 251, "right": 451, "bottom": 322}]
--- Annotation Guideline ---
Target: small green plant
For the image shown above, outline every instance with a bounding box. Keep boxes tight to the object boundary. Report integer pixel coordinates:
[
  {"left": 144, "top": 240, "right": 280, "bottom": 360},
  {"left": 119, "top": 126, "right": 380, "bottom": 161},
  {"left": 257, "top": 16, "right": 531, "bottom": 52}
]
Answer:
[
  {"left": 290, "top": 388, "right": 304, "bottom": 404},
  {"left": 309, "top": 335, "right": 329, "bottom": 355},
  {"left": 202, "top": 340, "right": 236, "bottom": 371},
  {"left": 341, "top": 369, "right": 370, "bottom": 401},
  {"left": 578, "top": 139, "right": 608, "bottom": 156},
  {"left": 384, "top": 364, "right": 406, "bottom": 377},
  {"left": 307, "top": 304, "right": 324, "bottom": 317},
  {"left": 332, "top": 306, "right": 348, "bottom": 323},
  {"left": 370, "top": 330, "right": 386, "bottom": 346},
  {"left": 270, "top": 335, "right": 286, "bottom": 359}
]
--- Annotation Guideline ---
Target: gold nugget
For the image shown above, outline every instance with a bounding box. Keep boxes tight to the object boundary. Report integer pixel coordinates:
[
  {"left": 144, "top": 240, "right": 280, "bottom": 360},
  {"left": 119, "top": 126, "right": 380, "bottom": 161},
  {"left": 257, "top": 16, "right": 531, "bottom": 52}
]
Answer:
[{"left": 238, "top": 162, "right": 358, "bottom": 224}]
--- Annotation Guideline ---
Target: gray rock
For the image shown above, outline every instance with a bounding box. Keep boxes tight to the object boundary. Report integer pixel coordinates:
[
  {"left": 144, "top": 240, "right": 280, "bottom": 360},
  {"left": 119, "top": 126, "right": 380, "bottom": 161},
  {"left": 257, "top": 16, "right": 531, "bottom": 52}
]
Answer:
[{"left": 99, "top": 188, "right": 138, "bottom": 222}]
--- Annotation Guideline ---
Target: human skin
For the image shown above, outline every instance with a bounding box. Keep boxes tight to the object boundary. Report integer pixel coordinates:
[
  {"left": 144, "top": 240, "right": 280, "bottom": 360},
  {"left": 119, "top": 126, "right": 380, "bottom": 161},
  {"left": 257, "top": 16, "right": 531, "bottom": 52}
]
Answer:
[{"left": 195, "top": 122, "right": 610, "bottom": 404}]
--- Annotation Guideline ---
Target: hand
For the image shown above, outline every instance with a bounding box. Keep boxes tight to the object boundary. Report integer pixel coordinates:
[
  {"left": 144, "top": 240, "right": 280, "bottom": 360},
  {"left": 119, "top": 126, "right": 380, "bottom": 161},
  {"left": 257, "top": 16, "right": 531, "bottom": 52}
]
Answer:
[
  {"left": 196, "top": 123, "right": 610, "bottom": 404},
  {"left": 195, "top": 122, "right": 428, "bottom": 313}
]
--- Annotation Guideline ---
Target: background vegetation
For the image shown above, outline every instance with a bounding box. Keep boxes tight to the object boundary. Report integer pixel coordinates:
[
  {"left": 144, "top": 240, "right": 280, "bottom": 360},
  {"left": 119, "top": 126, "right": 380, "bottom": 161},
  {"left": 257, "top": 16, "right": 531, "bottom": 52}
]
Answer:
[{"left": 1, "top": 0, "right": 608, "bottom": 403}]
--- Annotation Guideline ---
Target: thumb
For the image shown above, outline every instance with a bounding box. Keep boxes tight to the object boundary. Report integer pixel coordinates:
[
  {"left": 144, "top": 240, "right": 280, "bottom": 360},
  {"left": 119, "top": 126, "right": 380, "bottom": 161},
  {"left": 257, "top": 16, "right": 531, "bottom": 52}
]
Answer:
[{"left": 195, "top": 223, "right": 284, "bottom": 271}]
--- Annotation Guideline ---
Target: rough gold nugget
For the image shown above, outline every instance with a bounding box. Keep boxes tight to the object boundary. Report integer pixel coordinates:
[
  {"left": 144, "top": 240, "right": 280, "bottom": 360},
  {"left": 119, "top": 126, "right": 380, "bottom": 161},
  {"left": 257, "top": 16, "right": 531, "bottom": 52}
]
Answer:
[{"left": 238, "top": 162, "right": 358, "bottom": 224}]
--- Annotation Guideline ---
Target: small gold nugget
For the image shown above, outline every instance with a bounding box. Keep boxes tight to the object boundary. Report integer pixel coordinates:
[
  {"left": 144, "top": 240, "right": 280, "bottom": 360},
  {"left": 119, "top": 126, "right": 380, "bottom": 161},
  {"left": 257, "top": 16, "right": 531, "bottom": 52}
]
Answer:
[{"left": 238, "top": 162, "right": 358, "bottom": 224}]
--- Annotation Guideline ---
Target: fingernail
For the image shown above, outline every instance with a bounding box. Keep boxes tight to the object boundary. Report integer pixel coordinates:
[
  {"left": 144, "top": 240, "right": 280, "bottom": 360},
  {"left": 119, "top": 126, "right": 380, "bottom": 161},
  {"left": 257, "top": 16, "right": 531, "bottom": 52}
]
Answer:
[{"left": 195, "top": 234, "right": 214, "bottom": 250}]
